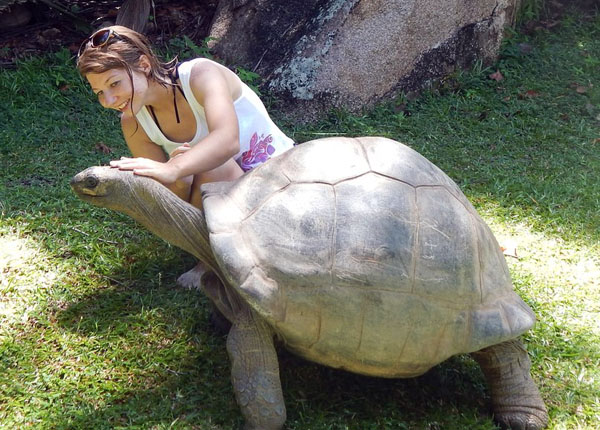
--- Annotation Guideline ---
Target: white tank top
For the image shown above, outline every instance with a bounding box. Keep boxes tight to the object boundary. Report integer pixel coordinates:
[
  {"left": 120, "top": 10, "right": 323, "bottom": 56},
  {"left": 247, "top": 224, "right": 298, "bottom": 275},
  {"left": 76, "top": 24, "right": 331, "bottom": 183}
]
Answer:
[{"left": 135, "top": 59, "right": 294, "bottom": 171}]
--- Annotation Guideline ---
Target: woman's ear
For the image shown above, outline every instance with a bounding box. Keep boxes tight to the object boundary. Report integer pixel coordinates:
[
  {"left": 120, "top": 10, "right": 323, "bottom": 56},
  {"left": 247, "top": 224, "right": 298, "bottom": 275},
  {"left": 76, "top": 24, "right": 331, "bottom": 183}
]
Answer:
[{"left": 138, "top": 55, "right": 151, "bottom": 75}]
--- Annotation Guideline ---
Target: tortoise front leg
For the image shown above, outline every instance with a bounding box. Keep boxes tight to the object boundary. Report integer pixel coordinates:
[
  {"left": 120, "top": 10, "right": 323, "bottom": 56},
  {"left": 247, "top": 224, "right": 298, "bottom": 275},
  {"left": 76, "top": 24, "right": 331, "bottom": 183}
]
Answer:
[
  {"left": 227, "top": 307, "right": 286, "bottom": 430},
  {"left": 471, "top": 339, "right": 548, "bottom": 430}
]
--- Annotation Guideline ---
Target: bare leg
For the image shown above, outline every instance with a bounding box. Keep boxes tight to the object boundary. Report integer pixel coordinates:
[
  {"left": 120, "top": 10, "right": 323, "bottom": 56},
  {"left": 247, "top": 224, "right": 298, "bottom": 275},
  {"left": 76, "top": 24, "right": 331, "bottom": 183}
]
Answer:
[
  {"left": 227, "top": 308, "right": 286, "bottom": 430},
  {"left": 471, "top": 339, "right": 548, "bottom": 430},
  {"left": 189, "top": 158, "right": 244, "bottom": 209}
]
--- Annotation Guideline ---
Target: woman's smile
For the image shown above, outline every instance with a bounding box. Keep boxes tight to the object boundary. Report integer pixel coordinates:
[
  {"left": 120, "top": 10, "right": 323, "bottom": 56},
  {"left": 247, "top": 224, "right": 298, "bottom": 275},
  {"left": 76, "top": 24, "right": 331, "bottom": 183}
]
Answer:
[{"left": 116, "top": 99, "right": 129, "bottom": 112}]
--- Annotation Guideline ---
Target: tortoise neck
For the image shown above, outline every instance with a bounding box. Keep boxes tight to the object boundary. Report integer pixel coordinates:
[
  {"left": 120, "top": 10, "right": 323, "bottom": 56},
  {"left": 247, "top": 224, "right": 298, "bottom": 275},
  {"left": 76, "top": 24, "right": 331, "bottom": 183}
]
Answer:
[{"left": 124, "top": 180, "right": 220, "bottom": 272}]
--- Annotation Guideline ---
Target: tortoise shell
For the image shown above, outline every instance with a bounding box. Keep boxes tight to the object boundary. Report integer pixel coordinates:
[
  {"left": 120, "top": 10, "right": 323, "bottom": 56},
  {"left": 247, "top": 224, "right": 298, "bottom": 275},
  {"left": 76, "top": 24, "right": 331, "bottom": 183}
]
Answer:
[{"left": 202, "top": 137, "right": 535, "bottom": 378}]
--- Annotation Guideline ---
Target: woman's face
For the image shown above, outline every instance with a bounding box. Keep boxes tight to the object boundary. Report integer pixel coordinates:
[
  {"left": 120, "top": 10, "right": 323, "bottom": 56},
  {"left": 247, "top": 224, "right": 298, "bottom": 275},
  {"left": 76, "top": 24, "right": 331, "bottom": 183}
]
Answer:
[{"left": 86, "top": 67, "right": 149, "bottom": 118}]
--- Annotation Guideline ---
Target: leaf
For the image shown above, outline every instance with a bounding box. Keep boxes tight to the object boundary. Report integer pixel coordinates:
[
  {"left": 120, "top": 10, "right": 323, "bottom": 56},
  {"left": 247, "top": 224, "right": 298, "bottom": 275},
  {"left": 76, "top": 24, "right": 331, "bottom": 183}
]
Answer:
[
  {"left": 500, "top": 245, "right": 519, "bottom": 259},
  {"left": 518, "top": 90, "right": 540, "bottom": 99},
  {"left": 95, "top": 142, "right": 113, "bottom": 154},
  {"left": 575, "top": 86, "right": 588, "bottom": 94},
  {"left": 488, "top": 70, "right": 504, "bottom": 82}
]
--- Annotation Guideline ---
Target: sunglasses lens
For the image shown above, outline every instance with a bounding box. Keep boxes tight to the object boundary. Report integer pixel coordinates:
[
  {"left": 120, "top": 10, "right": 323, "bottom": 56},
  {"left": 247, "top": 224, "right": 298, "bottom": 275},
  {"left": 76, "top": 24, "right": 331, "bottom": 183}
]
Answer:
[{"left": 91, "top": 29, "right": 111, "bottom": 47}]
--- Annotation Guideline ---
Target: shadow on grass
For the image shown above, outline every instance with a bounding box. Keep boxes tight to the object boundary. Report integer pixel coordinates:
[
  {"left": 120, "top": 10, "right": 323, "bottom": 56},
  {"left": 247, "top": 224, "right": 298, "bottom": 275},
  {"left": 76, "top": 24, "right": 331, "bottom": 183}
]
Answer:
[
  {"left": 53, "top": 280, "right": 243, "bottom": 430},
  {"left": 51, "top": 273, "right": 600, "bottom": 430},
  {"left": 54, "top": 282, "right": 493, "bottom": 429}
]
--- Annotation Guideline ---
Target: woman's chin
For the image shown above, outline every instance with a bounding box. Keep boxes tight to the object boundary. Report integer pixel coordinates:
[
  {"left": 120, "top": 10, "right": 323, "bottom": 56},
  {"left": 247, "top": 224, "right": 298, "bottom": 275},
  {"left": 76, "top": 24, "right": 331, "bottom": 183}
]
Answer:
[{"left": 118, "top": 109, "right": 135, "bottom": 119}]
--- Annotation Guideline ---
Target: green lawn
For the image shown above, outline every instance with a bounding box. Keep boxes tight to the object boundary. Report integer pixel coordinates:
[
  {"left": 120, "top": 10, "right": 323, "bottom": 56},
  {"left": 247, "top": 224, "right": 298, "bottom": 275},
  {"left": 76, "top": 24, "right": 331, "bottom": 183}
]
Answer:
[{"left": 1, "top": 10, "right": 599, "bottom": 430}]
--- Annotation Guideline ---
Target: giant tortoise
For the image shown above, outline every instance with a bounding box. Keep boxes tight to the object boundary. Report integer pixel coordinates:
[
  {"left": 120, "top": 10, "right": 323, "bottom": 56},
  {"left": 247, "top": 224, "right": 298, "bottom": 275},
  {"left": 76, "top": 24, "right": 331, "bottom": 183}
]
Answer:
[{"left": 71, "top": 136, "right": 548, "bottom": 430}]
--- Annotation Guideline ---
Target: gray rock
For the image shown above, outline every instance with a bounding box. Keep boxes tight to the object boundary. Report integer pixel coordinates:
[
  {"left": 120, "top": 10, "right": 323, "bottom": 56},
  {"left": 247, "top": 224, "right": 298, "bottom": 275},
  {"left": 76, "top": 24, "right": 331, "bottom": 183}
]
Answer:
[{"left": 208, "top": 0, "right": 519, "bottom": 121}]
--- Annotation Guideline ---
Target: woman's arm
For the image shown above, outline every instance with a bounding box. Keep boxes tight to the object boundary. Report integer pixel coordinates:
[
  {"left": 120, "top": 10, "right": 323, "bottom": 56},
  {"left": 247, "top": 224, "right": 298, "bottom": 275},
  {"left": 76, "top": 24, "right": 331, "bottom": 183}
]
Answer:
[
  {"left": 113, "top": 60, "right": 241, "bottom": 184},
  {"left": 118, "top": 114, "right": 193, "bottom": 201},
  {"left": 166, "top": 60, "right": 241, "bottom": 176}
]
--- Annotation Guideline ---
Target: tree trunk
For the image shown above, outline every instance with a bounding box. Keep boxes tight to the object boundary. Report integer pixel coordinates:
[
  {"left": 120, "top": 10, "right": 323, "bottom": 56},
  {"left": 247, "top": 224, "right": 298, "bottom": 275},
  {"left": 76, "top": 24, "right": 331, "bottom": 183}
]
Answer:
[{"left": 116, "top": 0, "right": 152, "bottom": 33}]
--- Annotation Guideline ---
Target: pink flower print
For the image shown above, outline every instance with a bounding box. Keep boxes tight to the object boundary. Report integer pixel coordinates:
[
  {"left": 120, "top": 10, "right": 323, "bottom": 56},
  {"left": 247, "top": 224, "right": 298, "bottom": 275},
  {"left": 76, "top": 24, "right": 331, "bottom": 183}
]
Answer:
[{"left": 240, "top": 132, "right": 275, "bottom": 171}]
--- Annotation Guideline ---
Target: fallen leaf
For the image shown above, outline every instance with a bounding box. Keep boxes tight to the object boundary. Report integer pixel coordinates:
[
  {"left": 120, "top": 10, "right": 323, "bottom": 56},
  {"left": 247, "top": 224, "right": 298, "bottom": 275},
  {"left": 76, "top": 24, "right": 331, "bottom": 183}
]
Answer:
[
  {"left": 488, "top": 70, "right": 504, "bottom": 82},
  {"left": 576, "top": 86, "right": 588, "bottom": 94},
  {"left": 59, "top": 84, "right": 70, "bottom": 92},
  {"left": 518, "top": 90, "right": 540, "bottom": 99},
  {"left": 95, "top": 143, "right": 113, "bottom": 154},
  {"left": 500, "top": 245, "right": 519, "bottom": 259}
]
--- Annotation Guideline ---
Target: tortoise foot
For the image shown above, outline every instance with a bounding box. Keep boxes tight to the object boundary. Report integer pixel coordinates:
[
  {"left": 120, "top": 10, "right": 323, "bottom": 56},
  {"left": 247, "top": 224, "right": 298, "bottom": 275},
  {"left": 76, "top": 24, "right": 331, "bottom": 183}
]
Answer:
[
  {"left": 472, "top": 339, "right": 548, "bottom": 430},
  {"left": 228, "top": 310, "right": 286, "bottom": 430},
  {"left": 176, "top": 262, "right": 206, "bottom": 289},
  {"left": 494, "top": 408, "right": 549, "bottom": 430}
]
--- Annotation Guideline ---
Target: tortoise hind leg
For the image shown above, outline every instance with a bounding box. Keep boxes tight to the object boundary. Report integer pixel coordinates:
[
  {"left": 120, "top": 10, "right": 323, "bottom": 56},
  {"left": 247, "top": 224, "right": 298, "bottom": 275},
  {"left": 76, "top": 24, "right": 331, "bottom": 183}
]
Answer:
[
  {"left": 227, "top": 307, "right": 286, "bottom": 430},
  {"left": 471, "top": 339, "right": 548, "bottom": 430}
]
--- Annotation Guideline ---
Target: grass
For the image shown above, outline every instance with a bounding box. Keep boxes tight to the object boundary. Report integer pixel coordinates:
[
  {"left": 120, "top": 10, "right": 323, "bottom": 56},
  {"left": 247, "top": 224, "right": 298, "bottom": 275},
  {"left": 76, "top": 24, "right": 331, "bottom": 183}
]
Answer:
[{"left": 1, "top": 9, "right": 599, "bottom": 430}]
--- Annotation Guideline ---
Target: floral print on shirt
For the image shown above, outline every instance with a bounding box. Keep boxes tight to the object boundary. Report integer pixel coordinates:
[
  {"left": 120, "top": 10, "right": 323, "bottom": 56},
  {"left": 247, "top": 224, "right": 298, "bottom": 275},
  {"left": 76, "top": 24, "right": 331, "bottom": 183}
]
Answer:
[{"left": 240, "top": 132, "right": 275, "bottom": 172}]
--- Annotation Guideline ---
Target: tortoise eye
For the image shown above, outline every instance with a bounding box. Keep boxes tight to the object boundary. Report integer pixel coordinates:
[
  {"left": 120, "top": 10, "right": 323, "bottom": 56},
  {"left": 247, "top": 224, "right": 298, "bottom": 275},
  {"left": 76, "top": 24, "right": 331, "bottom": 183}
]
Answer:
[{"left": 85, "top": 176, "right": 99, "bottom": 189}]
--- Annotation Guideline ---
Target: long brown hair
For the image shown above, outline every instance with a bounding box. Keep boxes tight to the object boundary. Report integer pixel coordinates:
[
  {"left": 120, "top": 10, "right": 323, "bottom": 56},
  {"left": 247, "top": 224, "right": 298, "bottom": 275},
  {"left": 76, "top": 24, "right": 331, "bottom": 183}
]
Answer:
[
  {"left": 77, "top": 26, "right": 177, "bottom": 135},
  {"left": 77, "top": 25, "right": 176, "bottom": 85}
]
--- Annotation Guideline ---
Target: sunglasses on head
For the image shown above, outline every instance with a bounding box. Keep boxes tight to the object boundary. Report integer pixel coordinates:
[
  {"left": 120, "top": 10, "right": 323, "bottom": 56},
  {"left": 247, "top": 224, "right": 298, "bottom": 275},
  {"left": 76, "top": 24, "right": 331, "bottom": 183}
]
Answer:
[{"left": 77, "top": 28, "right": 121, "bottom": 58}]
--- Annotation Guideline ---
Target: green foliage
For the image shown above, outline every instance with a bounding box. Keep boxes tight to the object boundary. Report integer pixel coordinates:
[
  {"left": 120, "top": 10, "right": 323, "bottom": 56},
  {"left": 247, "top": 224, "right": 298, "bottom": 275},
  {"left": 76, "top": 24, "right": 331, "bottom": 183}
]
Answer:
[
  {"left": 163, "top": 35, "right": 215, "bottom": 61},
  {"left": 1, "top": 10, "right": 599, "bottom": 430},
  {"left": 235, "top": 66, "right": 262, "bottom": 95},
  {"left": 516, "top": 0, "right": 547, "bottom": 23}
]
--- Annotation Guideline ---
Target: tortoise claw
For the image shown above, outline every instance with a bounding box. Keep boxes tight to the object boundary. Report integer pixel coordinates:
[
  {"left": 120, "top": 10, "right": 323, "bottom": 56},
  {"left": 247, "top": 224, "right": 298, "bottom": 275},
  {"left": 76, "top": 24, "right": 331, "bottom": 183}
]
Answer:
[{"left": 494, "top": 406, "right": 549, "bottom": 430}]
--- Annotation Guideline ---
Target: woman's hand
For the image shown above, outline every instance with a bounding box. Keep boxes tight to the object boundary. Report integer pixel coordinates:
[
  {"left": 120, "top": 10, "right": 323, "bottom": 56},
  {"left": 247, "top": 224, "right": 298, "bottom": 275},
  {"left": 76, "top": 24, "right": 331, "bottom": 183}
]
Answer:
[
  {"left": 110, "top": 157, "right": 180, "bottom": 185},
  {"left": 169, "top": 143, "right": 192, "bottom": 158}
]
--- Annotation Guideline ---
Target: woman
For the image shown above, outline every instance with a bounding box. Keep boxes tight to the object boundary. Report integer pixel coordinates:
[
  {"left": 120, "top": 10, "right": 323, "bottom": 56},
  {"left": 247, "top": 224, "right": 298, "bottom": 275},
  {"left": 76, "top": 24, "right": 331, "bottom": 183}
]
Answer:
[{"left": 77, "top": 25, "right": 294, "bottom": 285}]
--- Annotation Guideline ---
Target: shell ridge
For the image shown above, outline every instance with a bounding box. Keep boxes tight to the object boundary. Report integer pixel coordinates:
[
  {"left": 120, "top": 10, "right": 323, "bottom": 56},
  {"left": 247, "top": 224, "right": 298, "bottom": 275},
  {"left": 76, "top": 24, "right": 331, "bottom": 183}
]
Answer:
[
  {"left": 330, "top": 185, "right": 338, "bottom": 285},
  {"left": 238, "top": 222, "right": 261, "bottom": 286},
  {"left": 499, "top": 301, "right": 514, "bottom": 334},
  {"left": 355, "top": 299, "right": 367, "bottom": 355},
  {"left": 474, "top": 211, "right": 485, "bottom": 305},
  {"left": 465, "top": 306, "right": 474, "bottom": 353},
  {"left": 416, "top": 184, "right": 476, "bottom": 216},
  {"left": 411, "top": 186, "right": 419, "bottom": 294},
  {"left": 307, "top": 311, "right": 322, "bottom": 349},
  {"left": 431, "top": 321, "right": 448, "bottom": 365},
  {"left": 355, "top": 137, "right": 372, "bottom": 172},
  {"left": 396, "top": 322, "right": 414, "bottom": 364},
  {"left": 331, "top": 172, "right": 370, "bottom": 186},
  {"left": 372, "top": 171, "right": 417, "bottom": 188},
  {"left": 240, "top": 182, "right": 293, "bottom": 222}
]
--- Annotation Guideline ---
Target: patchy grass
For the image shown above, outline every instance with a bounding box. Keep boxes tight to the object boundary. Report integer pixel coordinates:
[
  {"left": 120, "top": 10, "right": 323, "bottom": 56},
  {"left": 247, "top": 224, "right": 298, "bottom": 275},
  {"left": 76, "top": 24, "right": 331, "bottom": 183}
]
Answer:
[{"left": 1, "top": 9, "right": 599, "bottom": 430}]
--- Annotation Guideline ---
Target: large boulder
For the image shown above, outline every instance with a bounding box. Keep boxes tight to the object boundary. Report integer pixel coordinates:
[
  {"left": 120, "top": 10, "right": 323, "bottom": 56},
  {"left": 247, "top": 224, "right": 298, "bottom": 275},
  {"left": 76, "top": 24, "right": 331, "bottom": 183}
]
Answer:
[{"left": 208, "top": 0, "right": 519, "bottom": 120}]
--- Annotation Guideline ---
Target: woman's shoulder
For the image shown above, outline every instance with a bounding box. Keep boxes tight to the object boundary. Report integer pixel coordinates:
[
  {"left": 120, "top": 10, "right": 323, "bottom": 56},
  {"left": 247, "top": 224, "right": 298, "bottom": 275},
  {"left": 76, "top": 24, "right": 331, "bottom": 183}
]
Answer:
[
  {"left": 186, "top": 57, "right": 233, "bottom": 78},
  {"left": 185, "top": 58, "right": 241, "bottom": 97},
  {"left": 180, "top": 57, "right": 220, "bottom": 74}
]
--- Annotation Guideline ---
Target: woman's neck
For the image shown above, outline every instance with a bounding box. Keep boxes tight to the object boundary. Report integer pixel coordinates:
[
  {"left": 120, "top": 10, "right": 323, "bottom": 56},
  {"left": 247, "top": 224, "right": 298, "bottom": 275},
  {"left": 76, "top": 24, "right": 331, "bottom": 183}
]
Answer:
[{"left": 145, "top": 79, "right": 179, "bottom": 112}]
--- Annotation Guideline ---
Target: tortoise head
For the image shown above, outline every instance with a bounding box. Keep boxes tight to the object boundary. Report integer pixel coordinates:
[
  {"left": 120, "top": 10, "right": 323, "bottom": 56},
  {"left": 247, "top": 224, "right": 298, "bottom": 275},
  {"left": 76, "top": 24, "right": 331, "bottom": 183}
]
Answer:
[{"left": 70, "top": 166, "right": 153, "bottom": 212}]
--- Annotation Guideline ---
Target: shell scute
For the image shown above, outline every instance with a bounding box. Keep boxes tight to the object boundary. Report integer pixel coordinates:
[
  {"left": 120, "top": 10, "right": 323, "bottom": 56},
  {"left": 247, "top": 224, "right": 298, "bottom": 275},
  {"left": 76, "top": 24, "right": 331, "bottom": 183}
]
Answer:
[
  {"left": 331, "top": 174, "right": 417, "bottom": 292},
  {"left": 278, "top": 137, "right": 370, "bottom": 184},
  {"left": 239, "top": 183, "right": 336, "bottom": 288}
]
